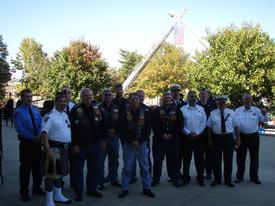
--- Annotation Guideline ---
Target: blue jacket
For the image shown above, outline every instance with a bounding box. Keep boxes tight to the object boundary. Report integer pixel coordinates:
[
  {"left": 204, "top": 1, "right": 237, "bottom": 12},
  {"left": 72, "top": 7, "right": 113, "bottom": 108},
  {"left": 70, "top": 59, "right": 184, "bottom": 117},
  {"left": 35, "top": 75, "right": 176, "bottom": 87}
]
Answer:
[{"left": 14, "top": 104, "right": 42, "bottom": 141}]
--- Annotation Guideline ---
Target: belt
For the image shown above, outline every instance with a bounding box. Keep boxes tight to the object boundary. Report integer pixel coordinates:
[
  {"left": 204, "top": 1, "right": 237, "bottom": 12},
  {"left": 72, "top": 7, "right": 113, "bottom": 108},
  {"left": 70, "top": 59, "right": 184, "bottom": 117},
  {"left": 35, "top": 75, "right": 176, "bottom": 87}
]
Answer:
[
  {"left": 214, "top": 133, "right": 233, "bottom": 137},
  {"left": 48, "top": 140, "right": 69, "bottom": 150},
  {"left": 240, "top": 132, "right": 258, "bottom": 137}
]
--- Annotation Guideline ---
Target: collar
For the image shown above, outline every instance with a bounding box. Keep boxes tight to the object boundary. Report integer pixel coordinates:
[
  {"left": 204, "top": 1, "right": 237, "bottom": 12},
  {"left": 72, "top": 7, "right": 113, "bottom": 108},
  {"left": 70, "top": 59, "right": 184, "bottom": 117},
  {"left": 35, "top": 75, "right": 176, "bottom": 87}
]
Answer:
[
  {"left": 187, "top": 104, "right": 197, "bottom": 110},
  {"left": 242, "top": 106, "right": 252, "bottom": 112},
  {"left": 53, "top": 108, "right": 64, "bottom": 115}
]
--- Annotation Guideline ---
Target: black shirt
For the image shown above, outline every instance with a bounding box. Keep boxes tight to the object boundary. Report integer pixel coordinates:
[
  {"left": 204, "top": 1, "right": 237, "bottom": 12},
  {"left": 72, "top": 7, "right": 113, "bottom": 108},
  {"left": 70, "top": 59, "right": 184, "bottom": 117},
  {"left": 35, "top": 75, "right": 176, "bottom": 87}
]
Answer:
[
  {"left": 70, "top": 103, "right": 103, "bottom": 146},
  {"left": 152, "top": 105, "right": 183, "bottom": 141},
  {"left": 98, "top": 102, "right": 120, "bottom": 138},
  {"left": 120, "top": 106, "right": 151, "bottom": 144}
]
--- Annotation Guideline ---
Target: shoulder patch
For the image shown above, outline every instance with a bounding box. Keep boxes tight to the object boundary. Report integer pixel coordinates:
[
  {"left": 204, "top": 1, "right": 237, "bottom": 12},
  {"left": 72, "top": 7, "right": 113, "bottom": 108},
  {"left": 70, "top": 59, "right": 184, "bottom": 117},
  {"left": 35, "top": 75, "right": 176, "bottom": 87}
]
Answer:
[{"left": 44, "top": 116, "right": 50, "bottom": 122}]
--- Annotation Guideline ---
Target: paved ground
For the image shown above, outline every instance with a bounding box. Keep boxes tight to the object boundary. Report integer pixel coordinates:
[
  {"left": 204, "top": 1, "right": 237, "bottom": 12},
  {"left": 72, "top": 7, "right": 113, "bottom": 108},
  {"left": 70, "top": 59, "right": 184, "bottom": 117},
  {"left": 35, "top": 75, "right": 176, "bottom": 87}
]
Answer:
[{"left": 0, "top": 124, "right": 275, "bottom": 206}]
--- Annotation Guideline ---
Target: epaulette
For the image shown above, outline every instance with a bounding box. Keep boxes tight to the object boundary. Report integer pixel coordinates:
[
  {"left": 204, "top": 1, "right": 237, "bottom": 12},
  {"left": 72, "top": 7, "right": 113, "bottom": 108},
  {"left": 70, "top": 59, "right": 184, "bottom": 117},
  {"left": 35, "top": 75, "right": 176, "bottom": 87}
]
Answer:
[{"left": 46, "top": 110, "right": 53, "bottom": 115}]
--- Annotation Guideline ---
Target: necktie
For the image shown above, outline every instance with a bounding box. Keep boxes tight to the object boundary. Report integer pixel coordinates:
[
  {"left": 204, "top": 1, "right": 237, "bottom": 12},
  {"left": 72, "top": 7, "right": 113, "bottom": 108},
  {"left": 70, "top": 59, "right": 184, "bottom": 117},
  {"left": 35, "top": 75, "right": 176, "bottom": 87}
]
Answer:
[
  {"left": 221, "top": 110, "right": 226, "bottom": 134},
  {"left": 66, "top": 104, "right": 70, "bottom": 115},
  {"left": 29, "top": 107, "right": 38, "bottom": 136}
]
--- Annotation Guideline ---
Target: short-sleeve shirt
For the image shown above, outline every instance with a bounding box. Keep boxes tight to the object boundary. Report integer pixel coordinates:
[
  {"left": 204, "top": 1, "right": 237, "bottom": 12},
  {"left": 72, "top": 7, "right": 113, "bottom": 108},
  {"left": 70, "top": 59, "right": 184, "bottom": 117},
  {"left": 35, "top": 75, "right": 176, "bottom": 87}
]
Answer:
[
  {"left": 41, "top": 108, "right": 71, "bottom": 143},
  {"left": 235, "top": 106, "right": 268, "bottom": 134},
  {"left": 207, "top": 108, "right": 238, "bottom": 135}
]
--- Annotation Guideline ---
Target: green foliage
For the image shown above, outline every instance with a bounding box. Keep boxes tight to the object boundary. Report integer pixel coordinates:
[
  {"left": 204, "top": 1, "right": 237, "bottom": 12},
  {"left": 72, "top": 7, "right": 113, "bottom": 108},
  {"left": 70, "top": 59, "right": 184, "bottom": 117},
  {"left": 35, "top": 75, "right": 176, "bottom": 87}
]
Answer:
[
  {"left": 0, "top": 35, "right": 11, "bottom": 98},
  {"left": 11, "top": 38, "right": 49, "bottom": 95},
  {"left": 118, "top": 49, "right": 143, "bottom": 81},
  {"left": 191, "top": 23, "right": 275, "bottom": 108},
  {"left": 130, "top": 42, "right": 192, "bottom": 97},
  {"left": 42, "top": 39, "right": 111, "bottom": 101}
]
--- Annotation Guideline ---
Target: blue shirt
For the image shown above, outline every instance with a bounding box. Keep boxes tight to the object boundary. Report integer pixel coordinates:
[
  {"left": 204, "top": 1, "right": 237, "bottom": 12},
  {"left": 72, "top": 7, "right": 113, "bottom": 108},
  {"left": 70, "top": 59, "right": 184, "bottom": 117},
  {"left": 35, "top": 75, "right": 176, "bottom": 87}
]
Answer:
[{"left": 14, "top": 104, "right": 42, "bottom": 140}]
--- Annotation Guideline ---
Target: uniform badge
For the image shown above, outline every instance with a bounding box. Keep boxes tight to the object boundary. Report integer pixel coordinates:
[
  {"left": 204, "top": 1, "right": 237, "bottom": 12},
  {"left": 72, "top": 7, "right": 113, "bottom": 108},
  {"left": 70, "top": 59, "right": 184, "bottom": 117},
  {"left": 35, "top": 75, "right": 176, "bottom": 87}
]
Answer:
[
  {"left": 160, "top": 110, "right": 165, "bottom": 115},
  {"left": 44, "top": 116, "right": 50, "bottom": 122},
  {"left": 74, "top": 119, "right": 79, "bottom": 124},
  {"left": 127, "top": 112, "right": 133, "bottom": 120},
  {"left": 93, "top": 106, "right": 101, "bottom": 116},
  {"left": 77, "top": 108, "right": 83, "bottom": 114},
  {"left": 139, "top": 113, "right": 145, "bottom": 125},
  {"left": 169, "top": 111, "right": 176, "bottom": 121}
]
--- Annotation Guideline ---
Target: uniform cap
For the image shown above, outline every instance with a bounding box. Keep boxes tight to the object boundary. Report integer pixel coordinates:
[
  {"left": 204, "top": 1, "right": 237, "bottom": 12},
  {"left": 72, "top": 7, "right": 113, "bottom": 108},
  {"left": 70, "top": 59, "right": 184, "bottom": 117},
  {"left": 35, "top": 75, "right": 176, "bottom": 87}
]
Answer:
[
  {"left": 214, "top": 95, "right": 228, "bottom": 102},
  {"left": 170, "top": 84, "right": 181, "bottom": 91}
]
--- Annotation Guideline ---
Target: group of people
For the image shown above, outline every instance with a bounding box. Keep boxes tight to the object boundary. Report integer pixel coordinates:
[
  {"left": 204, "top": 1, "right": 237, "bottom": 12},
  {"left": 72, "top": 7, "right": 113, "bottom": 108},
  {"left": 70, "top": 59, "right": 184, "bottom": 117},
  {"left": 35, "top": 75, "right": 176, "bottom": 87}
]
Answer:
[{"left": 13, "top": 83, "right": 268, "bottom": 206}]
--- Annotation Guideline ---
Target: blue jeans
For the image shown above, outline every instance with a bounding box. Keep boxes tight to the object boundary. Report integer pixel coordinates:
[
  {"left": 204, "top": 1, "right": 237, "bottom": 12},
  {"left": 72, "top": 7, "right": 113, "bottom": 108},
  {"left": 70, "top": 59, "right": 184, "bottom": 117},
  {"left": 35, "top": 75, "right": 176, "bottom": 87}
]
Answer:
[
  {"left": 121, "top": 141, "right": 151, "bottom": 191},
  {"left": 101, "top": 135, "right": 120, "bottom": 183},
  {"left": 72, "top": 143, "right": 101, "bottom": 196}
]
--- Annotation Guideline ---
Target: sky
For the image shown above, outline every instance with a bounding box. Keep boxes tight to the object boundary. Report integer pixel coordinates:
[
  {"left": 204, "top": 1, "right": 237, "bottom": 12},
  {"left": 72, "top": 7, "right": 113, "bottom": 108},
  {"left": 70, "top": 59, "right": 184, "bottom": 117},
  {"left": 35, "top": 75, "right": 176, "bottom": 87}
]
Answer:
[{"left": 2, "top": 0, "right": 275, "bottom": 74}]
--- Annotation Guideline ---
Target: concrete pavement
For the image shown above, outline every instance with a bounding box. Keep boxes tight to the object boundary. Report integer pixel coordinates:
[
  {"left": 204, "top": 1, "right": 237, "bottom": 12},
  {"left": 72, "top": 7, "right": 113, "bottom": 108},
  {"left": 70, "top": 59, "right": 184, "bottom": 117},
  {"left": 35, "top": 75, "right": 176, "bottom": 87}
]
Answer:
[{"left": 0, "top": 124, "right": 274, "bottom": 206}]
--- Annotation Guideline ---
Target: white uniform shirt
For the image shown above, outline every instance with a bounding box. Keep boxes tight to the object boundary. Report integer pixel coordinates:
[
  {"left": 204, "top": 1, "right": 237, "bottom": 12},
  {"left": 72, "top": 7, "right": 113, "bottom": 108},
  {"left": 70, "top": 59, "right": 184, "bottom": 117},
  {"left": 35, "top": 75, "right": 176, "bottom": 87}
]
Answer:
[
  {"left": 67, "top": 101, "right": 75, "bottom": 112},
  {"left": 42, "top": 108, "right": 71, "bottom": 143},
  {"left": 65, "top": 101, "right": 75, "bottom": 115},
  {"left": 235, "top": 106, "right": 269, "bottom": 134},
  {"left": 207, "top": 108, "right": 238, "bottom": 135},
  {"left": 181, "top": 104, "right": 206, "bottom": 136}
]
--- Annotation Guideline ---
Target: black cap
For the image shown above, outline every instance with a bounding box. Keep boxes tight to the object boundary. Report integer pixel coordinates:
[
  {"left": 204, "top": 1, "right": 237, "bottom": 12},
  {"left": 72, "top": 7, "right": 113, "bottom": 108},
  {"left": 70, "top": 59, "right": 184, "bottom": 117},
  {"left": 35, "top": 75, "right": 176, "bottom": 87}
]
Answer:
[{"left": 114, "top": 83, "right": 123, "bottom": 89}]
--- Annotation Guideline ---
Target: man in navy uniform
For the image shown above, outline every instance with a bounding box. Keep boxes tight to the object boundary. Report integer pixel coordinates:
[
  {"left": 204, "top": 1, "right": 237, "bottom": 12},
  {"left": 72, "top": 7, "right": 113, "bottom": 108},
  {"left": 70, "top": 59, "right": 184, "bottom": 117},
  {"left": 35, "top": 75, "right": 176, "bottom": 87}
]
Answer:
[
  {"left": 14, "top": 89, "right": 45, "bottom": 201},
  {"left": 197, "top": 88, "right": 216, "bottom": 179},
  {"left": 235, "top": 93, "right": 269, "bottom": 184},
  {"left": 170, "top": 84, "right": 185, "bottom": 108},
  {"left": 152, "top": 91, "right": 182, "bottom": 187},
  {"left": 62, "top": 86, "right": 75, "bottom": 188}
]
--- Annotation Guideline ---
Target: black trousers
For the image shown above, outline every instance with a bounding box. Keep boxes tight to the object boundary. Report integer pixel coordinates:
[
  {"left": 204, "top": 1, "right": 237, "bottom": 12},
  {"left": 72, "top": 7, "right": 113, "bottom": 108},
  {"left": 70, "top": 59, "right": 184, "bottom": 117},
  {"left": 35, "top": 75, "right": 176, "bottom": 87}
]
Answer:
[
  {"left": 152, "top": 137, "right": 180, "bottom": 183},
  {"left": 236, "top": 132, "right": 259, "bottom": 180},
  {"left": 19, "top": 139, "right": 42, "bottom": 195},
  {"left": 212, "top": 133, "right": 234, "bottom": 183},
  {"left": 203, "top": 130, "right": 213, "bottom": 176},
  {"left": 182, "top": 135, "right": 204, "bottom": 181}
]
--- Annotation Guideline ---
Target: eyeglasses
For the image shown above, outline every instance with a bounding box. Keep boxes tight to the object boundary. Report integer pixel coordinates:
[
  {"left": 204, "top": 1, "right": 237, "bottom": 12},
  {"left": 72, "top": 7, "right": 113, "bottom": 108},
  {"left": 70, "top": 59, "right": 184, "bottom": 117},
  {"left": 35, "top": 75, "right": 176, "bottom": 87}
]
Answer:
[{"left": 104, "top": 94, "right": 112, "bottom": 96}]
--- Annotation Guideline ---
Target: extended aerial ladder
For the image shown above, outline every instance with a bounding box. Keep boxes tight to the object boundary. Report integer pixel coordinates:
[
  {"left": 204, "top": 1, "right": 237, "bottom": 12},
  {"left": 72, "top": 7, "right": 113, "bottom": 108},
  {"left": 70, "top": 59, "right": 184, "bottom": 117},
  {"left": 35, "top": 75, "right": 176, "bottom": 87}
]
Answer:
[{"left": 122, "top": 9, "right": 187, "bottom": 91}]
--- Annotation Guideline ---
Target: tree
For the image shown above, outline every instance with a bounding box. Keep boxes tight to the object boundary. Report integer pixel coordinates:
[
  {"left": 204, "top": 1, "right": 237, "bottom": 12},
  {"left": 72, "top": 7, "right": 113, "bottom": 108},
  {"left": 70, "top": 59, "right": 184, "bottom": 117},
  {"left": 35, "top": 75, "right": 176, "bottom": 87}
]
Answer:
[
  {"left": 11, "top": 38, "right": 49, "bottom": 95},
  {"left": 42, "top": 39, "right": 111, "bottom": 100},
  {"left": 118, "top": 49, "right": 143, "bottom": 81},
  {"left": 191, "top": 23, "right": 275, "bottom": 108},
  {"left": 130, "top": 42, "right": 192, "bottom": 97},
  {"left": 0, "top": 35, "right": 11, "bottom": 98}
]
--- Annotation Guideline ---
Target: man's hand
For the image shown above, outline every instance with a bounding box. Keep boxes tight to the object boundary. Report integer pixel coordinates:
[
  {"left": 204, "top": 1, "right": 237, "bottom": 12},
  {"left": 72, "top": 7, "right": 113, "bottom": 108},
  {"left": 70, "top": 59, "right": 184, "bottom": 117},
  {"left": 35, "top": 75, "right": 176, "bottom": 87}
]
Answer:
[
  {"left": 100, "top": 141, "right": 106, "bottom": 151},
  {"left": 235, "top": 138, "right": 241, "bottom": 148},
  {"left": 33, "top": 136, "right": 40, "bottom": 144},
  {"left": 132, "top": 140, "right": 140, "bottom": 150},
  {"left": 72, "top": 145, "right": 80, "bottom": 155},
  {"left": 189, "top": 132, "right": 197, "bottom": 140},
  {"left": 167, "top": 134, "right": 172, "bottom": 140},
  {"left": 46, "top": 150, "right": 54, "bottom": 159},
  {"left": 107, "top": 129, "right": 116, "bottom": 137},
  {"left": 162, "top": 134, "right": 168, "bottom": 140}
]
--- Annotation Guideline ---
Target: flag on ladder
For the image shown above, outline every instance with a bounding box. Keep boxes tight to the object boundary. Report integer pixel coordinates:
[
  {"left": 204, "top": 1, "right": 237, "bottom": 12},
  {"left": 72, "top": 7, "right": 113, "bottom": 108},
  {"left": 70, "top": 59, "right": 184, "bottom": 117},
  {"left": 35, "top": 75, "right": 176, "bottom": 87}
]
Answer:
[{"left": 174, "top": 25, "right": 184, "bottom": 46}]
